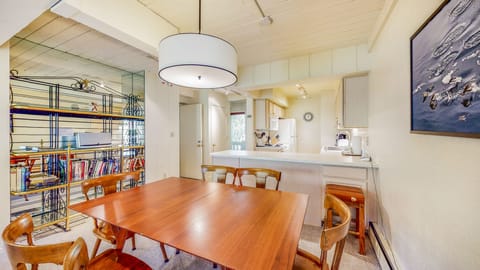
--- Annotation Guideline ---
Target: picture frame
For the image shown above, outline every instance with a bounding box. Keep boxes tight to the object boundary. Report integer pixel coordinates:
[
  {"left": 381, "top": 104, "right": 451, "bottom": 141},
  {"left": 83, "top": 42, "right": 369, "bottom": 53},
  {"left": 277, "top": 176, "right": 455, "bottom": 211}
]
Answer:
[{"left": 410, "top": 0, "right": 480, "bottom": 138}]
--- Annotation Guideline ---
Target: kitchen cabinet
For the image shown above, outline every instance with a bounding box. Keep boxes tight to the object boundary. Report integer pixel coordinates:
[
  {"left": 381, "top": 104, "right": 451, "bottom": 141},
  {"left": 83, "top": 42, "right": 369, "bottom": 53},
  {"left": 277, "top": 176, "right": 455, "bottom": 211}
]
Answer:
[
  {"left": 343, "top": 74, "right": 368, "bottom": 128},
  {"left": 254, "top": 99, "right": 285, "bottom": 130}
]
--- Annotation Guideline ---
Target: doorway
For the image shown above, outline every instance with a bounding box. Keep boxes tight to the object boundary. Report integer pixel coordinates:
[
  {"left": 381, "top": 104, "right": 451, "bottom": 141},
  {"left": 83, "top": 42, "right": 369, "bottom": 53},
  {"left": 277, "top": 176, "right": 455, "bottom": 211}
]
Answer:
[{"left": 179, "top": 104, "right": 203, "bottom": 179}]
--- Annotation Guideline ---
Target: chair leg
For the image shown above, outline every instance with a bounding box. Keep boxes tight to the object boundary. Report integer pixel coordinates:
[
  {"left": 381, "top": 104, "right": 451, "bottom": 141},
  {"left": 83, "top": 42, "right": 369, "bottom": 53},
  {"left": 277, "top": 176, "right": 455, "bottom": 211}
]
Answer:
[
  {"left": 91, "top": 238, "right": 101, "bottom": 259},
  {"left": 355, "top": 207, "right": 360, "bottom": 233},
  {"left": 160, "top": 243, "right": 169, "bottom": 263},
  {"left": 213, "top": 262, "right": 217, "bottom": 268},
  {"left": 359, "top": 204, "right": 366, "bottom": 255},
  {"left": 176, "top": 248, "right": 180, "bottom": 254},
  {"left": 131, "top": 235, "right": 136, "bottom": 251}
]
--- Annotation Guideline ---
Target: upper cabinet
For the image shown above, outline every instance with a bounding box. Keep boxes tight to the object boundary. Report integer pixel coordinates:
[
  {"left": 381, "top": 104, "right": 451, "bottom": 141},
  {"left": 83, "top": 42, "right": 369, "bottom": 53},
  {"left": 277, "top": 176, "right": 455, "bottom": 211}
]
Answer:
[
  {"left": 342, "top": 74, "right": 368, "bottom": 128},
  {"left": 254, "top": 99, "right": 285, "bottom": 130}
]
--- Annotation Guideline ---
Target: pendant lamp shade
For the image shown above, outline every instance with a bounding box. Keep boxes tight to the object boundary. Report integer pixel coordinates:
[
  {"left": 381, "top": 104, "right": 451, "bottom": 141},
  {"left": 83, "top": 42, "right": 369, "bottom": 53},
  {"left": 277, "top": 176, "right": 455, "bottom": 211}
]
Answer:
[{"left": 158, "top": 33, "right": 238, "bottom": 89}]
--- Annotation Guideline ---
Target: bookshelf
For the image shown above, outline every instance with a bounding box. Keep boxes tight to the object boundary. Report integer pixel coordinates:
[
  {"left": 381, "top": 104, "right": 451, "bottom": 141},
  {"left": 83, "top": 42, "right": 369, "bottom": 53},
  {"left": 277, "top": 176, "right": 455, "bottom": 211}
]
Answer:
[{"left": 9, "top": 73, "right": 145, "bottom": 230}]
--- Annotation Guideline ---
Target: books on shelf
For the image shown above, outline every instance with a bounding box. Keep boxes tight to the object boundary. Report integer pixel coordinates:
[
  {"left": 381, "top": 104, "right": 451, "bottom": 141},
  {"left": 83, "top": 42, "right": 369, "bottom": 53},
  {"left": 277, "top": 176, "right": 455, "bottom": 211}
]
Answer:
[
  {"left": 10, "top": 166, "right": 27, "bottom": 192},
  {"left": 123, "top": 156, "right": 145, "bottom": 172},
  {"left": 29, "top": 172, "right": 58, "bottom": 188},
  {"left": 67, "top": 158, "right": 121, "bottom": 182},
  {"left": 10, "top": 167, "right": 58, "bottom": 192}
]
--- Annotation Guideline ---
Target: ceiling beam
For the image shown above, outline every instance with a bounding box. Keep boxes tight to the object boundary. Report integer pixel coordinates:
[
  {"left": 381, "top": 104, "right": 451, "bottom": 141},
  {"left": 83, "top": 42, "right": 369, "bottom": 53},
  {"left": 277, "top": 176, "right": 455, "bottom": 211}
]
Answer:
[
  {"left": 51, "top": 0, "right": 177, "bottom": 57},
  {"left": 0, "top": 0, "right": 57, "bottom": 45}
]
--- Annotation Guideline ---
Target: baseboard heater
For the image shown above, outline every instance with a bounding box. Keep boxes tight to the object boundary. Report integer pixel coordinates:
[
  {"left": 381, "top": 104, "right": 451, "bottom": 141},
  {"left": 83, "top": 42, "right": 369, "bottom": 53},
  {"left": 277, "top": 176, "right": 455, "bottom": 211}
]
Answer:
[{"left": 369, "top": 222, "right": 399, "bottom": 270}]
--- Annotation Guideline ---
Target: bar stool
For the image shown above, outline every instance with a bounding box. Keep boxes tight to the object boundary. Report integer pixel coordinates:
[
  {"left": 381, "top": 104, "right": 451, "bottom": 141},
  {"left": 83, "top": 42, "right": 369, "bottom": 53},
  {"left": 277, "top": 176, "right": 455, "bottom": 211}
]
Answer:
[{"left": 325, "top": 184, "right": 365, "bottom": 255}]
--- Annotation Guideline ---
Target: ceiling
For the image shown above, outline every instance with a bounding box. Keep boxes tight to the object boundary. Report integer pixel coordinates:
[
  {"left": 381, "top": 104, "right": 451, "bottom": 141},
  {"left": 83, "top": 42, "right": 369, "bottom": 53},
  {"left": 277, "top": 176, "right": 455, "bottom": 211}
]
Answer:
[
  {"left": 9, "top": 0, "right": 386, "bottom": 95},
  {"left": 140, "top": 0, "right": 385, "bottom": 67}
]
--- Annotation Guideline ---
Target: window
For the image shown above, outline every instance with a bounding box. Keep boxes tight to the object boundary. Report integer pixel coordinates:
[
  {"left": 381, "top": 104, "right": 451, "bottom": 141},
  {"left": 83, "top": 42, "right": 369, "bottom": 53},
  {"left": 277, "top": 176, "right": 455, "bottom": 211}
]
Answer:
[{"left": 230, "top": 113, "right": 245, "bottom": 150}]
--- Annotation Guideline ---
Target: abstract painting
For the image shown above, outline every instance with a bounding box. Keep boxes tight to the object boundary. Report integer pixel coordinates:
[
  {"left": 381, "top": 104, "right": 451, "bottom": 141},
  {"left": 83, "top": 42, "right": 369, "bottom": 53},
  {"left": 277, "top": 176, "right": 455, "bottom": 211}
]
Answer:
[{"left": 410, "top": 0, "right": 480, "bottom": 137}]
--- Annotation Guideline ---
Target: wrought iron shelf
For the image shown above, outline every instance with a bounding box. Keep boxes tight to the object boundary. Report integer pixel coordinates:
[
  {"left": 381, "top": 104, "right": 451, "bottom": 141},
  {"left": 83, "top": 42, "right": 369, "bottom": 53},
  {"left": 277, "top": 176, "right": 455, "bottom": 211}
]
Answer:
[
  {"left": 10, "top": 183, "right": 68, "bottom": 196},
  {"left": 11, "top": 145, "right": 144, "bottom": 157},
  {"left": 9, "top": 73, "right": 145, "bottom": 231},
  {"left": 10, "top": 105, "right": 144, "bottom": 120}
]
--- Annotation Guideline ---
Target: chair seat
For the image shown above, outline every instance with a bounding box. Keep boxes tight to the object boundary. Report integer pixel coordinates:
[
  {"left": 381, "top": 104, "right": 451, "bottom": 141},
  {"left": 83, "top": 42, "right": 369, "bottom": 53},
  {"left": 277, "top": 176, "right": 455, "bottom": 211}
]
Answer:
[
  {"left": 93, "top": 224, "right": 116, "bottom": 243},
  {"left": 89, "top": 249, "right": 152, "bottom": 270},
  {"left": 293, "top": 253, "right": 320, "bottom": 270},
  {"left": 93, "top": 223, "right": 135, "bottom": 244},
  {"left": 325, "top": 184, "right": 364, "bottom": 204}
]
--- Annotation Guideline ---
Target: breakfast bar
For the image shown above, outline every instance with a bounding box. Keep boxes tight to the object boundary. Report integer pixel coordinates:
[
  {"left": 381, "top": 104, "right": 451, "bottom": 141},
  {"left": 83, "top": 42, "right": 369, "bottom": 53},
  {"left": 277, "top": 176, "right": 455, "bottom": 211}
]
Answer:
[{"left": 211, "top": 150, "right": 378, "bottom": 227}]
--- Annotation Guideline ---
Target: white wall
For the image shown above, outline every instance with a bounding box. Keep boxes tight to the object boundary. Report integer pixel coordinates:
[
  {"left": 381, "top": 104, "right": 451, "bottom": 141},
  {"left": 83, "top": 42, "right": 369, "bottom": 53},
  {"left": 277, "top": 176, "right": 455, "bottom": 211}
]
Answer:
[
  {"left": 0, "top": 42, "right": 10, "bottom": 231},
  {"left": 208, "top": 92, "right": 230, "bottom": 154},
  {"left": 144, "top": 71, "right": 179, "bottom": 182},
  {"left": 369, "top": 0, "right": 480, "bottom": 269},
  {"left": 287, "top": 95, "right": 322, "bottom": 153},
  {"left": 286, "top": 91, "right": 337, "bottom": 153}
]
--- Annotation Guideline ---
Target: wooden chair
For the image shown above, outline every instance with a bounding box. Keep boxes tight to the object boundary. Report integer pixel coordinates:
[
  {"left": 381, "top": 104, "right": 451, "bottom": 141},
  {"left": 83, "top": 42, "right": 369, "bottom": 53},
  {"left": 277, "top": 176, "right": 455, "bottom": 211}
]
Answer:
[
  {"left": 235, "top": 168, "right": 281, "bottom": 190},
  {"left": 81, "top": 171, "right": 170, "bottom": 262},
  {"left": 201, "top": 165, "right": 236, "bottom": 184},
  {"left": 64, "top": 237, "right": 152, "bottom": 270},
  {"left": 325, "top": 184, "right": 366, "bottom": 255},
  {"left": 201, "top": 165, "right": 237, "bottom": 270},
  {"left": 293, "top": 194, "right": 351, "bottom": 270},
  {"left": 2, "top": 213, "right": 152, "bottom": 270}
]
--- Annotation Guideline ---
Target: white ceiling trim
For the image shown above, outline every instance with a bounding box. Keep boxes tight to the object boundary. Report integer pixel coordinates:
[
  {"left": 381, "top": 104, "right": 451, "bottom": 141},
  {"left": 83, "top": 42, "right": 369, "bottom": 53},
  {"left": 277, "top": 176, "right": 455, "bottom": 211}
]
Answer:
[
  {"left": 51, "top": 0, "right": 177, "bottom": 56},
  {"left": 367, "top": 0, "right": 398, "bottom": 52},
  {"left": 0, "top": 0, "right": 57, "bottom": 45}
]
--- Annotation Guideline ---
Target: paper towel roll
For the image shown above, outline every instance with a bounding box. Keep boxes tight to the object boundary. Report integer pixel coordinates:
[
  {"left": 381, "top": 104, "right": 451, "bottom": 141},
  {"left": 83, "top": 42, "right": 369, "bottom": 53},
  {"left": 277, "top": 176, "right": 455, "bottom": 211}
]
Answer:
[{"left": 351, "top": 136, "right": 362, "bottom": 155}]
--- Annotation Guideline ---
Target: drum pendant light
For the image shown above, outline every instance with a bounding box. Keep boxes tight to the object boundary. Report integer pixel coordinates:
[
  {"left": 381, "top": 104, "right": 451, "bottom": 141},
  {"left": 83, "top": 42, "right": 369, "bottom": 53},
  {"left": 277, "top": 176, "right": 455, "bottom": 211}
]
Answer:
[{"left": 158, "top": 0, "right": 238, "bottom": 89}]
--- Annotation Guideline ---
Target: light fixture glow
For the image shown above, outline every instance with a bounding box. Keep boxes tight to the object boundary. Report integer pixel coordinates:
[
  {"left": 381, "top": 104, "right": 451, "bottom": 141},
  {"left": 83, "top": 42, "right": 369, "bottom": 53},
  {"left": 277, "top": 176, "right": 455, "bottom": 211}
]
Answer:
[
  {"left": 158, "top": 34, "right": 237, "bottom": 88},
  {"left": 157, "top": 0, "right": 238, "bottom": 89},
  {"left": 296, "top": 83, "right": 310, "bottom": 99}
]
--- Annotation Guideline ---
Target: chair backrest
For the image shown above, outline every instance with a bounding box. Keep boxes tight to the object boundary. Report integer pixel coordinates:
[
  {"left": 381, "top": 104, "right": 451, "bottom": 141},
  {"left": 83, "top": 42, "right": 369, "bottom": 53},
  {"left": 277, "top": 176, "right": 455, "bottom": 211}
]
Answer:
[
  {"left": 320, "top": 194, "right": 351, "bottom": 270},
  {"left": 81, "top": 171, "right": 141, "bottom": 230},
  {"left": 235, "top": 168, "right": 281, "bottom": 190},
  {"left": 81, "top": 171, "right": 142, "bottom": 200},
  {"left": 63, "top": 238, "right": 89, "bottom": 270},
  {"left": 2, "top": 213, "right": 74, "bottom": 270},
  {"left": 201, "top": 165, "right": 236, "bottom": 184}
]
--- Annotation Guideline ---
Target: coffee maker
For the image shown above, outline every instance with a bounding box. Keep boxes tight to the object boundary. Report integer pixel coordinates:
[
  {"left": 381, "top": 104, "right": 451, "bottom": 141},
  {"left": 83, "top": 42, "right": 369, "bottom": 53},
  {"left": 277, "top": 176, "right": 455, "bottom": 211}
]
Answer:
[{"left": 335, "top": 131, "right": 349, "bottom": 147}]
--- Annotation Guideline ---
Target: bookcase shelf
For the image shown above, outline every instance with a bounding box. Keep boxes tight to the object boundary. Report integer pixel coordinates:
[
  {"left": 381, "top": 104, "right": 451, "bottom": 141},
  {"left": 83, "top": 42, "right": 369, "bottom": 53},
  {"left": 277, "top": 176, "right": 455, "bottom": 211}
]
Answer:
[
  {"left": 9, "top": 74, "right": 145, "bottom": 230},
  {"left": 11, "top": 105, "right": 145, "bottom": 120}
]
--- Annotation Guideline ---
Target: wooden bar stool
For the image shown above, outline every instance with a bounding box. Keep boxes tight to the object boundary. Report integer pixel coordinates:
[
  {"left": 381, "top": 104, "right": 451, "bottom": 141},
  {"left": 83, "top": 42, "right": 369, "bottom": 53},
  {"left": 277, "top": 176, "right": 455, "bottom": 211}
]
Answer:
[{"left": 325, "top": 184, "right": 366, "bottom": 255}]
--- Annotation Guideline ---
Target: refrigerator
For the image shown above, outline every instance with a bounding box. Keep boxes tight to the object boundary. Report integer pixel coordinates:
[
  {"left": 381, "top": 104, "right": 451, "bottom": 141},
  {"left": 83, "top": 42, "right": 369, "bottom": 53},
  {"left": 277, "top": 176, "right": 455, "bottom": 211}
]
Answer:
[{"left": 277, "top": 118, "right": 297, "bottom": 152}]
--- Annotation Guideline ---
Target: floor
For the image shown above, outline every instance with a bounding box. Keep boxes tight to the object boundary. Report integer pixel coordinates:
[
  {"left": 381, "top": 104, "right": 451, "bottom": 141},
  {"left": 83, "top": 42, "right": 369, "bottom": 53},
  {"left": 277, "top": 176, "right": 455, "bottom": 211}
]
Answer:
[{"left": 0, "top": 216, "right": 380, "bottom": 270}]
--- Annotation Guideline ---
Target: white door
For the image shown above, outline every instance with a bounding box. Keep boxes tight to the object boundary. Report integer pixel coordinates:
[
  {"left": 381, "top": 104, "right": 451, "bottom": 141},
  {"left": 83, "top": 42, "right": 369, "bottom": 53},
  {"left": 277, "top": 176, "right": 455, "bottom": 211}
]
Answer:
[
  {"left": 180, "top": 104, "right": 203, "bottom": 179},
  {"left": 209, "top": 104, "right": 229, "bottom": 155}
]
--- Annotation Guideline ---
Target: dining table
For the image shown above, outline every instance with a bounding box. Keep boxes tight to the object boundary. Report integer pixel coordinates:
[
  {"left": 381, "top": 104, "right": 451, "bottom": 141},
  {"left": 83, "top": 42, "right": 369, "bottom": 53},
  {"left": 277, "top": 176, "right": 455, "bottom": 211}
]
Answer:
[{"left": 69, "top": 177, "right": 309, "bottom": 269}]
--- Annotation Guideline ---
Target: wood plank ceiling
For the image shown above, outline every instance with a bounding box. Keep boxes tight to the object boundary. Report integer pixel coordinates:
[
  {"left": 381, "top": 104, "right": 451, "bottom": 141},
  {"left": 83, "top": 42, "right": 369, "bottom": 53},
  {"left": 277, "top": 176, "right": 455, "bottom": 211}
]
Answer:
[
  {"left": 139, "top": 0, "right": 385, "bottom": 66},
  {"left": 9, "top": 0, "right": 385, "bottom": 93}
]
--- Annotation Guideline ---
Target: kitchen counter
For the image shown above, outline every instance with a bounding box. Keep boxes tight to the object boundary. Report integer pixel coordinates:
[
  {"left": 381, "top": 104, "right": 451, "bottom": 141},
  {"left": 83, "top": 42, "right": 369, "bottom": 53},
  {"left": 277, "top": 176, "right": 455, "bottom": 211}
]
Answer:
[
  {"left": 211, "top": 150, "right": 378, "bottom": 226},
  {"left": 211, "top": 150, "right": 376, "bottom": 168}
]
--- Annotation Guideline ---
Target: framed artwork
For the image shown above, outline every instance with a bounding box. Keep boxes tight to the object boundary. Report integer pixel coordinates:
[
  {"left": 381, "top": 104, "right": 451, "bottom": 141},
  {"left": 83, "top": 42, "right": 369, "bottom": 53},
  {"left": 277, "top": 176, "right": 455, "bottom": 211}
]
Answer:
[{"left": 410, "top": 0, "right": 480, "bottom": 137}]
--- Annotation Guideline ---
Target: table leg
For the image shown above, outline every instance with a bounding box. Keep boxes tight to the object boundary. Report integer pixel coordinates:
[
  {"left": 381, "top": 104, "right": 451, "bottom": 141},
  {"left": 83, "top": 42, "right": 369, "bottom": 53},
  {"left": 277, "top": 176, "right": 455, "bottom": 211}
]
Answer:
[{"left": 112, "top": 226, "right": 129, "bottom": 251}]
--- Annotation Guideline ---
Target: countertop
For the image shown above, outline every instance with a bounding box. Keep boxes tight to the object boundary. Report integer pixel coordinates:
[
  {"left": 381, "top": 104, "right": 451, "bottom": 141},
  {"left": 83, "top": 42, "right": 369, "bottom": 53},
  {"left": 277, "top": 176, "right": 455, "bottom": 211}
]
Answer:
[{"left": 211, "top": 150, "right": 377, "bottom": 168}]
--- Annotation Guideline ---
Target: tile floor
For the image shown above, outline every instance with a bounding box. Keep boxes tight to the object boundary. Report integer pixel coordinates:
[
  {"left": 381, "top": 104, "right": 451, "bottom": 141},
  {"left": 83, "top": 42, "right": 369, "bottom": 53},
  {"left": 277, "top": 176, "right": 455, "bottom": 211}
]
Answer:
[{"left": 0, "top": 217, "right": 380, "bottom": 269}]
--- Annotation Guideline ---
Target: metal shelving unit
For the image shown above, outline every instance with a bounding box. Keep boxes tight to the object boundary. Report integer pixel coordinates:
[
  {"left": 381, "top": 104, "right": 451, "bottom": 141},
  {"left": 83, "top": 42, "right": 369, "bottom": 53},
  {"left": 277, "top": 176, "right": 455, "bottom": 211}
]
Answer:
[{"left": 9, "top": 73, "right": 145, "bottom": 230}]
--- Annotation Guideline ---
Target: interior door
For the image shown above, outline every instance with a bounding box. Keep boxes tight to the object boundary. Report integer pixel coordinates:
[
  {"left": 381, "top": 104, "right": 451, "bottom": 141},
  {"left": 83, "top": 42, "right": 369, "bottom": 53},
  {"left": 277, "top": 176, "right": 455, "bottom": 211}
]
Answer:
[
  {"left": 180, "top": 104, "right": 203, "bottom": 179},
  {"left": 209, "top": 104, "right": 229, "bottom": 154}
]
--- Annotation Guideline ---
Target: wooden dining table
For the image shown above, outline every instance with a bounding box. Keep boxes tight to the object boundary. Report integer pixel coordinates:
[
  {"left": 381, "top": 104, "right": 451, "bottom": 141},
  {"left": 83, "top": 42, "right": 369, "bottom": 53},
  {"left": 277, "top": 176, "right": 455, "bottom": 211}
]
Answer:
[{"left": 69, "top": 177, "right": 309, "bottom": 269}]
